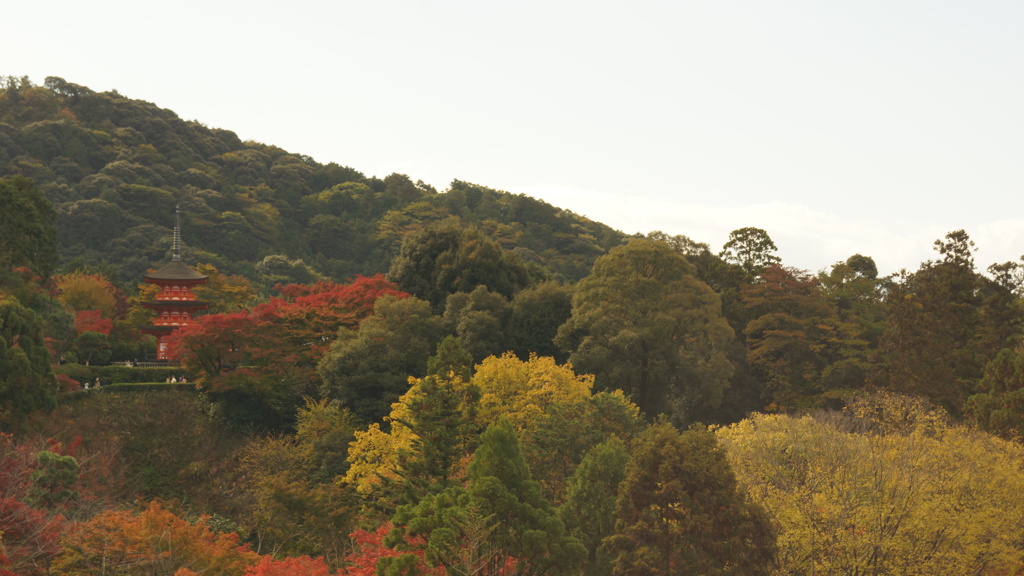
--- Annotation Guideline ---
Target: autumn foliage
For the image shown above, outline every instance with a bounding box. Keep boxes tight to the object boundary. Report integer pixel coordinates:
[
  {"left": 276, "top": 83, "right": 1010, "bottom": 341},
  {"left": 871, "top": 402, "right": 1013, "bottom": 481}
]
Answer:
[{"left": 51, "top": 501, "right": 260, "bottom": 576}]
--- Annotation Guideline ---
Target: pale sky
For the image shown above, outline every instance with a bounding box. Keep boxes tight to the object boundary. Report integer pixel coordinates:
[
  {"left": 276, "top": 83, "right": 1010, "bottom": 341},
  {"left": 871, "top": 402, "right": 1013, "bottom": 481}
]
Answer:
[{"left": 5, "top": 0, "right": 1024, "bottom": 276}]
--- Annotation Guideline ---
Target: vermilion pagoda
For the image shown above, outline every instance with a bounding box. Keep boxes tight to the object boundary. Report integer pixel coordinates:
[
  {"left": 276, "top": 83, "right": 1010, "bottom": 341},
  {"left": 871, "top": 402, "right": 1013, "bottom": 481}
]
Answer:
[{"left": 139, "top": 206, "right": 209, "bottom": 360}]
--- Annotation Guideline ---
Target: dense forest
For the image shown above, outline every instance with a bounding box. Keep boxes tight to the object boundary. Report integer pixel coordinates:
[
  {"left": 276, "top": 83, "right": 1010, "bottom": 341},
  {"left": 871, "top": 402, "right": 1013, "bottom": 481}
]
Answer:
[{"left": 2, "top": 75, "right": 1024, "bottom": 576}]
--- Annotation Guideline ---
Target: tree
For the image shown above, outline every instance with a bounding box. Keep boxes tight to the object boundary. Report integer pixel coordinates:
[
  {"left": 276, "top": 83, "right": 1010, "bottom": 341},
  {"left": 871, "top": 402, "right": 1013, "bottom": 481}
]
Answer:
[
  {"left": 192, "top": 263, "right": 258, "bottom": 313},
  {"left": 318, "top": 295, "right": 444, "bottom": 423},
  {"left": 0, "top": 434, "right": 67, "bottom": 576},
  {"left": 388, "top": 222, "right": 533, "bottom": 311},
  {"left": 717, "top": 392, "right": 1024, "bottom": 576},
  {"left": 967, "top": 347, "right": 1024, "bottom": 440},
  {"left": 394, "top": 372, "right": 480, "bottom": 506},
  {"left": 609, "top": 422, "right": 775, "bottom": 576},
  {"left": 387, "top": 419, "right": 586, "bottom": 576},
  {"left": 443, "top": 286, "right": 511, "bottom": 363},
  {"left": 471, "top": 353, "right": 594, "bottom": 433},
  {"left": 556, "top": 239, "right": 735, "bottom": 422},
  {"left": 339, "top": 524, "right": 439, "bottom": 576},
  {"left": 741, "top": 264, "right": 866, "bottom": 411},
  {"left": 816, "top": 254, "right": 888, "bottom": 393},
  {"left": 558, "top": 437, "right": 629, "bottom": 576},
  {"left": 170, "top": 275, "right": 405, "bottom": 428},
  {"left": 877, "top": 230, "right": 1010, "bottom": 414},
  {"left": 0, "top": 176, "right": 58, "bottom": 279},
  {"left": 507, "top": 281, "right": 573, "bottom": 362},
  {"left": 242, "top": 555, "right": 336, "bottom": 576},
  {"left": 234, "top": 404, "right": 358, "bottom": 564},
  {"left": 0, "top": 298, "right": 58, "bottom": 428},
  {"left": 520, "top": 392, "right": 642, "bottom": 506},
  {"left": 54, "top": 272, "right": 125, "bottom": 321},
  {"left": 719, "top": 227, "right": 780, "bottom": 277},
  {"left": 52, "top": 501, "right": 259, "bottom": 575}
]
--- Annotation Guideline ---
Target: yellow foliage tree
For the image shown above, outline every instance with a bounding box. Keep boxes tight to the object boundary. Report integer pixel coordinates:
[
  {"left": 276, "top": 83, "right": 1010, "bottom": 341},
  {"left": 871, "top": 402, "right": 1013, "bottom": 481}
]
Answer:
[
  {"left": 716, "top": 392, "right": 1024, "bottom": 576},
  {"left": 54, "top": 272, "right": 122, "bottom": 319},
  {"left": 191, "top": 263, "right": 258, "bottom": 314},
  {"left": 344, "top": 354, "right": 599, "bottom": 504},
  {"left": 472, "top": 352, "right": 594, "bottom": 431},
  {"left": 342, "top": 378, "right": 422, "bottom": 498}
]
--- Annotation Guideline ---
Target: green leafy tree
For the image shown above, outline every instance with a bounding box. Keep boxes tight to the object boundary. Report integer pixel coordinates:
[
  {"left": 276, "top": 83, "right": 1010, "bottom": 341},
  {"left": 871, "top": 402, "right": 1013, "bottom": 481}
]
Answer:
[
  {"left": 811, "top": 255, "right": 890, "bottom": 402},
  {"left": 556, "top": 239, "right": 735, "bottom": 422},
  {"left": 878, "top": 230, "right": 1013, "bottom": 414},
  {"left": 608, "top": 422, "right": 775, "bottom": 576},
  {"left": 719, "top": 227, "right": 781, "bottom": 277},
  {"left": 507, "top": 281, "right": 573, "bottom": 362},
  {"left": 741, "top": 264, "right": 868, "bottom": 411},
  {"left": 386, "top": 418, "right": 586, "bottom": 576},
  {"left": 443, "top": 286, "right": 512, "bottom": 362},
  {"left": 0, "top": 298, "right": 58, "bottom": 429},
  {"left": 558, "top": 437, "right": 629, "bottom": 576},
  {"left": 967, "top": 347, "right": 1024, "bottom": 440},
  {"left": 426, "top": 336, "right": 474, "bottom": 383},
  {"left": 318, "top": 295, "right": 444, "bottom": 422},
  {"left": 394, "top": 372, "right": 480, "bottom": 506},
  {"left": 0, "top": 176, "right": 58, "bottom": 279},
  {"left": 519, "top": 392, "right": 643, "bottom": 505},
  {"left": 28, "top": 451, "right": 80, "bottom": 508},
  {"left": 388, "top": 222, "right": 533, "bottom": 311}
]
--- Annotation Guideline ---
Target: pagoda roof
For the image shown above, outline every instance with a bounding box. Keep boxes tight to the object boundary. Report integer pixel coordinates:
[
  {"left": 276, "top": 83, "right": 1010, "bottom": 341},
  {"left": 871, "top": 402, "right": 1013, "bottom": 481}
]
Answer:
[{"left": 144, "top": 260, "right": 209, "bottom": 282}]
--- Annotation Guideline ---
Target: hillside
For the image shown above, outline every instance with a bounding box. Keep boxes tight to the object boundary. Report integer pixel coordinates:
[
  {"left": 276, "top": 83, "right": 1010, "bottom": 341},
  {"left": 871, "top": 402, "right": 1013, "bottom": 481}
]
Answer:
[
  {"left": 0, "top": 76, "right": 626, "bottom": 287},
  {"left": 5, "top": 74, "right": 1024, "bottom": 576}
]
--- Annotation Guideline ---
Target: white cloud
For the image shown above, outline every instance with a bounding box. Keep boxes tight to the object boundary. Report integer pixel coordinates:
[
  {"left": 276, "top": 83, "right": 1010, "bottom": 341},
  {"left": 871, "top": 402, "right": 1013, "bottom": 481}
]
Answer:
[{"left": 513, "top": 184, "right": 1016, "bottom": 277}]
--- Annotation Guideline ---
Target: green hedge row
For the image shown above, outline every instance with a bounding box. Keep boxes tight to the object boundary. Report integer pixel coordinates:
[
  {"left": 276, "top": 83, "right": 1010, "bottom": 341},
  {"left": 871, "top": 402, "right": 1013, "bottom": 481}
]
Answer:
[{"left": 55, "top": 364, "right": 193, "bottom": 384}]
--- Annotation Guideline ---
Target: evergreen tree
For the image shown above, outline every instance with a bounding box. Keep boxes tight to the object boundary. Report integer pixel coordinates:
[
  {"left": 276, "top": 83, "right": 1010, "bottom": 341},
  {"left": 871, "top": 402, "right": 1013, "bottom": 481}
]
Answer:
[
  {"left": 608, "top": 421, "right": 775, "bottom": 576},
  {"left": 386, "top": 419, "right": 586, "bottom": 576},
  {"left": 559, "top": 437, "right": 629, "bottom": 576}
]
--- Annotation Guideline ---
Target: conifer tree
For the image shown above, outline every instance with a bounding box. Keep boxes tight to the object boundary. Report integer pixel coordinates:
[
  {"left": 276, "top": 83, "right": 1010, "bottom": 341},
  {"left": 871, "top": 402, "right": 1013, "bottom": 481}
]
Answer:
[{"left": 608, "top": 422, "right": 775, "bottom": 576}]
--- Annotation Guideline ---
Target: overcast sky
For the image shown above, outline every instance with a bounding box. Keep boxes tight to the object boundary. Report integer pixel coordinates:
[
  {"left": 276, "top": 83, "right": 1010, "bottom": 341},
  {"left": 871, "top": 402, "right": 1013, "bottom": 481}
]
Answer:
[{"left": 6, "top": 0, "right": 1023, "bottom": 276}]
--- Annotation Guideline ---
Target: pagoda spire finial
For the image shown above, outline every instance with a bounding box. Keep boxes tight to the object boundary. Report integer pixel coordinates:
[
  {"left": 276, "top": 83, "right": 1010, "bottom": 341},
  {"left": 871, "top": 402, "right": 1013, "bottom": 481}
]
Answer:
[{"left": 172, "top": 204, "right": 182, "bottom": 262}]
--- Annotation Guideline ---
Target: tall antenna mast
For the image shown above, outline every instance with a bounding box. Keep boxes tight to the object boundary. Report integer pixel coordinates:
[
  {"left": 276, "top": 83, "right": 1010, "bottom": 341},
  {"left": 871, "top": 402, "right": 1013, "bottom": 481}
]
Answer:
[{"left": 172, "top": 204, "right": 182, "bottom": 261}]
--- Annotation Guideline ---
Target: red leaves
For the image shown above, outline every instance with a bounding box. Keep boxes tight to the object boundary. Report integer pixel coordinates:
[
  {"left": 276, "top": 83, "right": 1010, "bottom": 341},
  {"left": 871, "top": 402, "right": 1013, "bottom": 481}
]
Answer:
[
  {"left": 340, "top": 523, "right": 441, "bottom": 576},
  {"left": 169, "top": 275, "right": 407, "bottom": 380},
  {"left": 0, "top": 434, "right": 66, "bottom": 575},
  {"left": 73, "top": 310, "right": 112, "bottom": 336}
]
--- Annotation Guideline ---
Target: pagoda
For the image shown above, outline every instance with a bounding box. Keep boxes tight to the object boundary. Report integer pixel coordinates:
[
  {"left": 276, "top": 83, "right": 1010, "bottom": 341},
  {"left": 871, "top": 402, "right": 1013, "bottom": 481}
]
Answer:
[{"left": 140, "top": 206, "right": 209, "bottom": 360}]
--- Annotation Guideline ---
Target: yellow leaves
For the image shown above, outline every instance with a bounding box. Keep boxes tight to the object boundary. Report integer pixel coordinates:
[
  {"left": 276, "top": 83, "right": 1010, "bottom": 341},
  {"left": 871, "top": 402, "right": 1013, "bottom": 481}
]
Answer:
[
  {"left": 54, "top": 272, "right": 122, "bottom": 318},
  {"left": 342, "top": 378, "right": 420, "bottom": 497},
  {"left": 192, "top": 263, "right": 257, "bottom": 314},
  {"left": 716, "top": 399, "right": 1024, "bottom": 576},
  {"left": 343, "top": 355, "right": 600, "bottom": 500},
  {"left": 472, "top": 353, "right": 594, "bottom": 432}
]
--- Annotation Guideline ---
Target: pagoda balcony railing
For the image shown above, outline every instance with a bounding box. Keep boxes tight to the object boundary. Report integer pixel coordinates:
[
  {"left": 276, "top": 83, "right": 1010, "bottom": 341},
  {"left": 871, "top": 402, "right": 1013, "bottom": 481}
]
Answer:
[{"left": 155, "top": 294, "right": 199, "bottom": 301}]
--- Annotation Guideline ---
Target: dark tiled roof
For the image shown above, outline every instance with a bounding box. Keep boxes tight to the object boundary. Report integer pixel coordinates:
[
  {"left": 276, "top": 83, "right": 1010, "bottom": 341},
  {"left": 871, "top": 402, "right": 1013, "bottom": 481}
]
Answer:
[{"left": 143, "top": 260, "right": 209, "bottom": 282}]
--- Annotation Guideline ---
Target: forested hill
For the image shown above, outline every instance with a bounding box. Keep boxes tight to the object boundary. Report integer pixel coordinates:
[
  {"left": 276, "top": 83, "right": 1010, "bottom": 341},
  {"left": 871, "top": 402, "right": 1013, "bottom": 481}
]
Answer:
[{"left": 0, "top": 76, "right": 626, "bottom": 285}]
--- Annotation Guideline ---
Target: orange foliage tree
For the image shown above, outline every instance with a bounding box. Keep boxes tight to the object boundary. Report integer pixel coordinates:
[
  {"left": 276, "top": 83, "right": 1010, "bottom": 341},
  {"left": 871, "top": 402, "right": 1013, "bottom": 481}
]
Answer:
[{"left": 51, "top": 500, "right": 260, "bottom": 576}]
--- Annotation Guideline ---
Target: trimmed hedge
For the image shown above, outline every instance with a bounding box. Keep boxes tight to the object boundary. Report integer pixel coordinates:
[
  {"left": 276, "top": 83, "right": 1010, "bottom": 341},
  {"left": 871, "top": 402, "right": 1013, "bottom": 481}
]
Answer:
[
  {"left": 55, "top": 364, "right": 192, "bottom": 384},
  {"left": 99, "top": 383, "right": 196, "bottom": 392}
]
